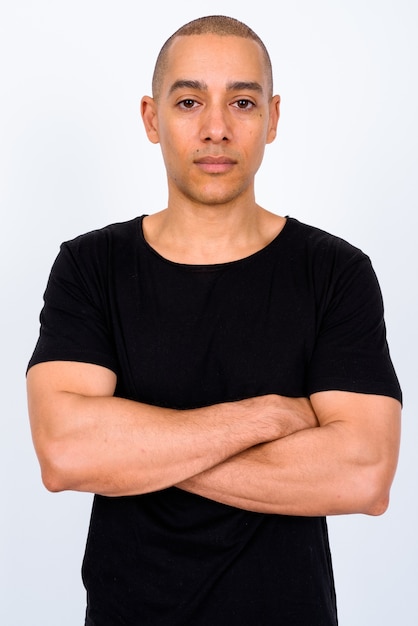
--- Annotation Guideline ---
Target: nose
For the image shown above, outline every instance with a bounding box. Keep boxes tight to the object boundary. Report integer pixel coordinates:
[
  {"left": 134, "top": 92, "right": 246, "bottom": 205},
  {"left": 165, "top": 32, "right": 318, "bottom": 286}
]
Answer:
[{"left": 199, "top": 104, "right": 231, "bottom": 143}]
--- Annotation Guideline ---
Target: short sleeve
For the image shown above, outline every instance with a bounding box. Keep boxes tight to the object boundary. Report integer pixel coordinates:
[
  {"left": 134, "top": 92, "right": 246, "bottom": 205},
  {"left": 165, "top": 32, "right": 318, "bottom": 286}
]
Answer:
[
  {"left": 307, "top": 251, "right": 402, "bottom": 403},
  {"left": 27, "top": 239, "right": 119, "bottom": 374}
]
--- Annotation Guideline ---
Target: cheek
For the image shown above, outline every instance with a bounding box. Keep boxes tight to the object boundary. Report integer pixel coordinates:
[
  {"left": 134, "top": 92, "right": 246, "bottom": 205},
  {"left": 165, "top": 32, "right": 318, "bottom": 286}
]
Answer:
[
  {"left": 159, "top": 139, "right": 191, "bottom": 180},
  {"left": 158, "top": 131, "right": 180, "bottom": 160},
  {"left": 159, "top": 124, "right": 190, "bottom": 154}
]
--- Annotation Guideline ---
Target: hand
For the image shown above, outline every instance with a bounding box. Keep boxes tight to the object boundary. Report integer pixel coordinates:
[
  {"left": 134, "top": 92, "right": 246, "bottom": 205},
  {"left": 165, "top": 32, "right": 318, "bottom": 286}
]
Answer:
[{"left": 237, "top": 394, "right": 319, "bottom": 443}]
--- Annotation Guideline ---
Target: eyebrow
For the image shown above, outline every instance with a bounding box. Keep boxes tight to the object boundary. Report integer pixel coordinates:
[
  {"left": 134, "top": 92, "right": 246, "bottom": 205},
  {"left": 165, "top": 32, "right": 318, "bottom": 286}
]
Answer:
[{"left": 168, "top": 79, "right": 264, "bottom": 95}]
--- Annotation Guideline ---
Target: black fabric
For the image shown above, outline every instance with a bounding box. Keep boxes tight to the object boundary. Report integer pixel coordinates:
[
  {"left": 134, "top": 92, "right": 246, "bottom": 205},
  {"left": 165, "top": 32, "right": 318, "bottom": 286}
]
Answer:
[{"left": 28, "top": 216, "right": 402, "bottom": 625}]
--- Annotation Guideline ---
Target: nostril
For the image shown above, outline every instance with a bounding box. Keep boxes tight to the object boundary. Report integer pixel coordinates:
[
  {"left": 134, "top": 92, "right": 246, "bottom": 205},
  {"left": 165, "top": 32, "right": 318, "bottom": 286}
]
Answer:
[{"left": 204, "top": 136, "right": 229, "bottom": 142}]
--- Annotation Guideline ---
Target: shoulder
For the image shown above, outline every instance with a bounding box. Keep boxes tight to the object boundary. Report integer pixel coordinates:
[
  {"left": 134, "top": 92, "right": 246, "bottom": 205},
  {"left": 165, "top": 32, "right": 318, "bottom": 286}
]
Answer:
[
  {"left": 279, "top": 218, "right": 383, "bottom": 313},
  {"left": 47, "top": 216, "right": 145, "bottom": 289},
  {"left": 283, "top": 217, "right": 371, "bottom": 277},
  {"left": 61, "top": 216, "right": 143, "bottom": 256},
  {"left": 285, "top": 217, "right": 365, "bottom": 258}
]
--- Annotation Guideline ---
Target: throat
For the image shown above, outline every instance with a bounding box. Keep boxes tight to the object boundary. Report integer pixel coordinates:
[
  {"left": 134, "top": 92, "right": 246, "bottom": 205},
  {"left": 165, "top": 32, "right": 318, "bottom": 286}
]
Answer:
[{"left": 141, "top": 210, "right": 286, "bottom": 265}]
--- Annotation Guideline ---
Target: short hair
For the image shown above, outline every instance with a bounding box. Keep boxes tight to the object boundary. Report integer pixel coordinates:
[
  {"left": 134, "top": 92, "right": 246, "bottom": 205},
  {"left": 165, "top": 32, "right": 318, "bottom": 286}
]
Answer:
[{"left": 152, "top": 15, "right": 273, "bottom": 101}]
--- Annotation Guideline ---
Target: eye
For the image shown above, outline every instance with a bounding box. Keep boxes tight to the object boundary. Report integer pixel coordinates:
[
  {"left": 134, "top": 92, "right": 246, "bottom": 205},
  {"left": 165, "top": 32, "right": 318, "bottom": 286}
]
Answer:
[
  {"left": 234, "top": 99, "right": 255, "bottom": 110},
  {"left": 178, "top": 99, "right": 198, "bottom": 110}
]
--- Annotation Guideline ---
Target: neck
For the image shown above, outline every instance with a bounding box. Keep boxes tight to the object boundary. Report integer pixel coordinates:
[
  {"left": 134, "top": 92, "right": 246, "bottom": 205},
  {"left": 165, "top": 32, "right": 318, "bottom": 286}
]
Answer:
[{"left": 142, "top": 203, "right": 286, "bottom": 265}]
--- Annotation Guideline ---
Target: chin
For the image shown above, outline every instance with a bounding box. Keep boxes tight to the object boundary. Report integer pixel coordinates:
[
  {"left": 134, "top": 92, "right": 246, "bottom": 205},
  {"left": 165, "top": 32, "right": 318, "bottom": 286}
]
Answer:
[{"left": 188, "top": 186, "right": 247, "bottom": 207}]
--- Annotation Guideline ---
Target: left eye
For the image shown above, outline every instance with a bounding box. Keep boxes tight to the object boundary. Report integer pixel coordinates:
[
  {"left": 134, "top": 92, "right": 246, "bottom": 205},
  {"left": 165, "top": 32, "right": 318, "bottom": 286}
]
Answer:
[
  {"left": 235, "top": 99, "right": 254, "bottom": 109},
  {"left": 179, "top": 99, "right": 197, "bottom": 109}
]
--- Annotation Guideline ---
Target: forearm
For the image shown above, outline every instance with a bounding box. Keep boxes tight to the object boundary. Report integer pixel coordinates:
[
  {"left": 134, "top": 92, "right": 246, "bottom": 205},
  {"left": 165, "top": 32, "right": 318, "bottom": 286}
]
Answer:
[
  {"left": 177, "top": 425, "right": 359, "bottom": 515},
  {"left": 31, "top": 393, "right": 274, "bottom": 496},
  {"left": 178, "top": 393, "right": 401, "bottom": 517},
  {"left": 28, "top": 364, "right": 317, "bottom": 497}
]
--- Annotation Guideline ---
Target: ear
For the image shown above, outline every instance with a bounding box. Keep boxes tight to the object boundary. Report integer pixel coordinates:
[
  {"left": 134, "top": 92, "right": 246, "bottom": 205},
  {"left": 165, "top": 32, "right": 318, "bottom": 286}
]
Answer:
[
  {"left": 266, "top": 95, "right": 281, "bottom": 144},
  {"left": 141, "top": 96, "right": 160, "bottom": 144}
]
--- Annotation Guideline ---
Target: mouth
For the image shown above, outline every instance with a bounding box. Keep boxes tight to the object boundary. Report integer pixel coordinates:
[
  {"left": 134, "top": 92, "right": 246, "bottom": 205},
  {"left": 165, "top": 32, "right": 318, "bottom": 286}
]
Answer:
[{"left": 194, "top": 155, "right": 237, "bottom": 174}]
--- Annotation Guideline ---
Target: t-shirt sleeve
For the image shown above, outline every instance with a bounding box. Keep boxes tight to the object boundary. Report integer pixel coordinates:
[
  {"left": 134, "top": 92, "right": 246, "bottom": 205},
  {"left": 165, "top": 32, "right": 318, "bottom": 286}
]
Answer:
[
  {"left": 307, "top": 249, "right": 402, "bottom": 403},
  {"left": 27, "top": 239, "right": 119, "bottom": 375}
]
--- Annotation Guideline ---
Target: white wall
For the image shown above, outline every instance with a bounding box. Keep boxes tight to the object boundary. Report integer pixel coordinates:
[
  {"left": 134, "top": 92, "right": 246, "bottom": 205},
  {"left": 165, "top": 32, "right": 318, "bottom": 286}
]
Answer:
[{"left": 1, "top": 1, "right": 416, "bottom": 624}]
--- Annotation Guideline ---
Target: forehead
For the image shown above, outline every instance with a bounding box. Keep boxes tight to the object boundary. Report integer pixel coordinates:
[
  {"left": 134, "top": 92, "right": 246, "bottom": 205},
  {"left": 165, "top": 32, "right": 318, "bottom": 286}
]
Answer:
[{"left": 161, "top": 34, "right": 268, "bottom": 94}]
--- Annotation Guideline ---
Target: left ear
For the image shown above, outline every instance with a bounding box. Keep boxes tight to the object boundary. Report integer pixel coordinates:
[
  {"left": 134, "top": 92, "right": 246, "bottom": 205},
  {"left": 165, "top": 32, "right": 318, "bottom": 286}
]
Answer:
[
  {"left": 141, "top": 96, "right": 160, "bottom": 144},
  {"left": 266, "top": 95, "right": 281, "bottom": 144}
]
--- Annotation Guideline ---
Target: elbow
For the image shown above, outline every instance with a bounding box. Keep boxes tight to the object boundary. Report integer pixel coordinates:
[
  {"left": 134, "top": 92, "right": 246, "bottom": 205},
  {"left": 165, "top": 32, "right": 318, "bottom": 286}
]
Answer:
[
  {"left": 363, "top": 491, "right": 390, "bottom": 516},
  {"left": 36, "top": 441, "right": 78, "bottom": 493},
  {"left": 357, "top": 467, "right": 393, "bottom": 516},
  {"left": 40, "top": 457, "right": 71, "bottom": 493},
  {"left": 41, "top": 460, "right": 69, "bottom": 493},
  {"left": 345, "top": 438, "right": 399, "bottom": 517},
  {"left": 30, "top": 418, "right": 78, "bottom": 493},
  {"left": 42, "top": 472, "right": 66, "bottom": 493}
]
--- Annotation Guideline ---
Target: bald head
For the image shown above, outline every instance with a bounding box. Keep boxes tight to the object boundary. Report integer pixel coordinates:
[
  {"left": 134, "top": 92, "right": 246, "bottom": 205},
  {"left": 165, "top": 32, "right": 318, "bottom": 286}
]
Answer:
[{"left": 152, "top": 15, "right": 274, "bottom": 101}]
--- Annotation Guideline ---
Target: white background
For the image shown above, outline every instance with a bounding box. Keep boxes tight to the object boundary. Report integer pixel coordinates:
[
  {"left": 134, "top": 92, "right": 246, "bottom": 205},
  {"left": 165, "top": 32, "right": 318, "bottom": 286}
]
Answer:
[{"left": 1, "top": 1, "right": 417, "bottom": 624}]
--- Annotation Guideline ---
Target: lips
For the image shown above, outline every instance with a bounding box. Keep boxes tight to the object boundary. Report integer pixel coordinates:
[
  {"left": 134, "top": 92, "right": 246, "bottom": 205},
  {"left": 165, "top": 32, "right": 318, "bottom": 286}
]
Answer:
[
  {"left": 194, "top": 155, "right": 237, "bottom": 173},
  {"left": 194, "top": 156, "right": 236, "bottom": 165}
]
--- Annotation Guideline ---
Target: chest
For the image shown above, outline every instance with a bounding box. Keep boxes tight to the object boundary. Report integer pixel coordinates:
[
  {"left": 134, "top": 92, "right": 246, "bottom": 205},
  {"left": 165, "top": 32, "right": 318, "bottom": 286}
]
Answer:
[{"left": 110, "top": 258, "right": 320, "bottom": 407}]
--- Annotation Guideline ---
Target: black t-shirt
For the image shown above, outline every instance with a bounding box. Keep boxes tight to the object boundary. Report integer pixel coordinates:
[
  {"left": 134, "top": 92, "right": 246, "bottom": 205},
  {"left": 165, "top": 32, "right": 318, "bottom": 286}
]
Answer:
[{"left": 28, "top": 216, "right": 401, "bottom": 625}]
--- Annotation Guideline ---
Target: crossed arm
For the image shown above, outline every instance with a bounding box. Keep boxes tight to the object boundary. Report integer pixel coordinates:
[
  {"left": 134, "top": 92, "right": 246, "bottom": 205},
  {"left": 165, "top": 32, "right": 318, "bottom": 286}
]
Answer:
[
  {"left": 27, "top": 360, "right": 401, "bottom": 517},
  {"left": 177, "top": 391, "right": 400, "bottom": 516}
]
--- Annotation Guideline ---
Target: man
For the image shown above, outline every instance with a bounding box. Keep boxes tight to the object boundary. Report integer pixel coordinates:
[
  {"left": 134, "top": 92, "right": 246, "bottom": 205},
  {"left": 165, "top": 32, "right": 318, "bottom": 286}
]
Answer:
[{"left": 27, "top": 15, "right": 402, "bottom": 625}]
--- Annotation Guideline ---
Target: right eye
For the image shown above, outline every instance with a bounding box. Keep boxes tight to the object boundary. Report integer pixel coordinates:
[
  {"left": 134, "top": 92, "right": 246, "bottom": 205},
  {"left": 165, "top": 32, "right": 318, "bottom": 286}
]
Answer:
[{"left": 178, "top": 99, "right": 198, "bottom": 110}]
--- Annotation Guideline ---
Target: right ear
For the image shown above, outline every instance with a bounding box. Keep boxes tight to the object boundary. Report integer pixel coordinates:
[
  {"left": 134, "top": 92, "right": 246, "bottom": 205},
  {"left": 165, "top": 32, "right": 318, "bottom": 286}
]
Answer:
[{"left": 140, "top": 96, "right": 160, "bottom": 144}]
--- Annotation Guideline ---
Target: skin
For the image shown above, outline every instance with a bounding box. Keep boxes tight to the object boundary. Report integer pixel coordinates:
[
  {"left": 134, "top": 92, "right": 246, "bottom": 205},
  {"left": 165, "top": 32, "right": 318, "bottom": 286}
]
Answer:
[
  {"left": 27, "top": 33, "right": 401, "bottom": 516},
  {"left": 140, "top": 34, "right": 283, "bottom": 264}
]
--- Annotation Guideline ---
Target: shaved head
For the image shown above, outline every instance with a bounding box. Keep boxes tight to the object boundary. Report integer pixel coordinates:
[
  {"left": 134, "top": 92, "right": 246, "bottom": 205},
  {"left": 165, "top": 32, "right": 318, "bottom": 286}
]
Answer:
[{"left": 152, "top": 15, "right": 274, "bottom": 101}]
